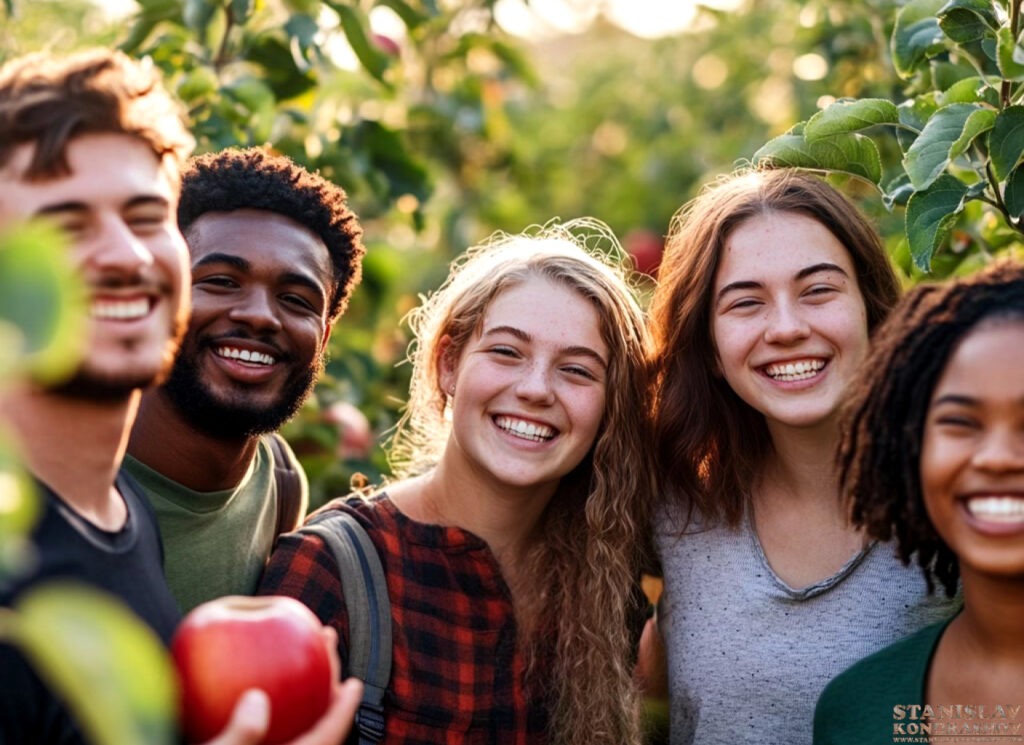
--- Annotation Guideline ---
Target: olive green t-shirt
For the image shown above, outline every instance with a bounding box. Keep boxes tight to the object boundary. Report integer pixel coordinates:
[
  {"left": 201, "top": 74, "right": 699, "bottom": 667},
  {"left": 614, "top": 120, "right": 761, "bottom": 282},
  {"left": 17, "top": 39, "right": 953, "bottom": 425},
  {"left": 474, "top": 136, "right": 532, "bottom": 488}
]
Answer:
[{"left": 123, "top": 436, "right": 306, "bottom": 613}]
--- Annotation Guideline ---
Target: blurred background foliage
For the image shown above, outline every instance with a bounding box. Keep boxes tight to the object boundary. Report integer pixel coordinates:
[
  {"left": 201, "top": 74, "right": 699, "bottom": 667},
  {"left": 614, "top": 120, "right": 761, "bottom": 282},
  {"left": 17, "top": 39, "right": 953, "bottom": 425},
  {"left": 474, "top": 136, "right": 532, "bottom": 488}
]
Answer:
[
  {"left": 4, "top": 0, "right": 1021, "bottom": 500},
  {"left": 1, "top": 0, "right": 930, "bottom": 503}
]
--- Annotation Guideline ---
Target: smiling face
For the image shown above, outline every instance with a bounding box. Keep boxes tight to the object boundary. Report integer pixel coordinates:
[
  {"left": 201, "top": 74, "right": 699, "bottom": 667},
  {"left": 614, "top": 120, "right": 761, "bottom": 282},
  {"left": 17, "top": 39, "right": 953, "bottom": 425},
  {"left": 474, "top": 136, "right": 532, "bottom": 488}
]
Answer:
[
  {"left": 439, "top": 275, "right": 608, "bottom": 499},
  {"left": 0, "top": 133, "right": 189, "bottom": 397},
  {"left": 921, "top": 319, "right": 1024, "bottom": 582},
  {"left": 710, "top": 210, "right": 870, "bottom": 432},
  {"left": 160, "top": 209, "right": 333, "bottom": 438}
]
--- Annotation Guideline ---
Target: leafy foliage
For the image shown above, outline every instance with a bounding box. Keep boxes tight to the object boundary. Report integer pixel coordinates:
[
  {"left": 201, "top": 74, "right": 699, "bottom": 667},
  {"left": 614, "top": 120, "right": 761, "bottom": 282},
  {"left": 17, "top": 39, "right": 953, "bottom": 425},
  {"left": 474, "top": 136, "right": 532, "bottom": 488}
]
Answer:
[{"left": 755, "top": 0, "right": 1024, "bottom": 273}]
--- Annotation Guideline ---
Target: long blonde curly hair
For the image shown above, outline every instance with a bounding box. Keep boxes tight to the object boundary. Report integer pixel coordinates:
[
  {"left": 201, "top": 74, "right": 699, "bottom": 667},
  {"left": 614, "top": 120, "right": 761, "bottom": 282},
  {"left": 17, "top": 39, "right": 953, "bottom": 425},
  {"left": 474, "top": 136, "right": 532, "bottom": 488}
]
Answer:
[{"left": 387, "top": 219, "right": 655, "bottom": 745}]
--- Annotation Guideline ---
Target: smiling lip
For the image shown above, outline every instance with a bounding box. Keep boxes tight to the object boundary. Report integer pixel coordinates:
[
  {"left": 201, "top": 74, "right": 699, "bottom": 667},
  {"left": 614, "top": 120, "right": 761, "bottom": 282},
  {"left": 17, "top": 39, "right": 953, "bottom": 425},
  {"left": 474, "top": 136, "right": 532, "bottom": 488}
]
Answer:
[
  {"left": 207, "top": 338, "right": 282, "bottom": 384},
  {"left": 760, "top": 357, "right": 828, "bottom": 383},
  {"left": 90, "top": 293, "right": 156, "bottom": 322},
  {"left": 493, "top": 414, "right": 558, "bottom": 443},
  {"left": 960, "top": 494, "right": 1024, "bottom": 535}
]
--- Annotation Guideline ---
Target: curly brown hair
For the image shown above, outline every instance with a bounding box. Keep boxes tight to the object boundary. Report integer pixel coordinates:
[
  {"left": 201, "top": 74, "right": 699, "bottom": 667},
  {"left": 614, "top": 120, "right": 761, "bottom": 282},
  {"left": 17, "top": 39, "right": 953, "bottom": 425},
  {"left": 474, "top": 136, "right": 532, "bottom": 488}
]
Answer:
[
  {"left": 177, "top": 147, "right": 364, "bottom": 324},
  {"left": 388, "top": 219, "right": 655, "bottom": 745},
  {"left": 0, "top": 48, "right": 192, "bottom": 183},
  {"left": 648, "top": 168, "right": 901, "bottom": 529},
  {"left": 839, "top": 259, "right": 1024, "bottom": 598}
]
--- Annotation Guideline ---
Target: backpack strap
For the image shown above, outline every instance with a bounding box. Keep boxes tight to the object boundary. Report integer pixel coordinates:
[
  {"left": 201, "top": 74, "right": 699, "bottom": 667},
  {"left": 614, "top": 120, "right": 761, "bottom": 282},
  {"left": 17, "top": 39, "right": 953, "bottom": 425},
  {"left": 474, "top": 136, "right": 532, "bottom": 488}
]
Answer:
[
  {"left": 267, "top": 433, "right": 307, "bottom": 542},
  {"left": 299, "top": 511, "right": 392, "bottom": 745}
]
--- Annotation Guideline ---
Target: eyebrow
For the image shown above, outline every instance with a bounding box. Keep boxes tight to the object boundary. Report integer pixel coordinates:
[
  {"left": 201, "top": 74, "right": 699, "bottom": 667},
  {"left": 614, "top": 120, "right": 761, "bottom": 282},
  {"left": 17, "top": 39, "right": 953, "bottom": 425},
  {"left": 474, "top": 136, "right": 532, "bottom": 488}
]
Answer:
[
  {"left": 715, "top": 262, "right": 850, "bottom": 304},
  {"left": 193, "top": 252, "right": 328, "bottom": 302},
  {"left": 483, "top": 324, "right": 608, "bottom": 368},
  {"left": 35, "top": 195, "right": 170, "bottom": 217}
]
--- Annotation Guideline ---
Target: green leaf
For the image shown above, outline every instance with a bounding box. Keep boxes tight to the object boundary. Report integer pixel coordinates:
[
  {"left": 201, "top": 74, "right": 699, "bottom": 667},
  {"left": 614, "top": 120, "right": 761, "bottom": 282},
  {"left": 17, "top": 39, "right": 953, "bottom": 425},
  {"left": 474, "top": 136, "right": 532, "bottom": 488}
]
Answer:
[
  {"left": 183, "top": 0, "right": 217, "bottom": 35},
  {"left": 328, "top": 1, "right": 392, "bottom": 85},
  {"left": 0, "top": 223, "right": 86, "bottom": 383},
  {"left": 1003, "top": 163, "right": 1024, "bottom": 219},
  {"left": 0, "top": 440, "right": 38, "bottom": 581},
  {"left": 119, "top": 0, "right": 181, "bottom": 54},
  {"left": 9, "top": 583, "right": 177, "bottom": 745},
  {"left": 905, "top": 174, "right": 968, "bottom": 270},
  {"left": 229, "top": 0, "right": 253, "bottom": 24},
  {"left": 996, "top": 26, "right": 1024, "bottom": 81},
  {"left": 892, "top": 0, "right": 949, "bottom": 78},
  {"left": 989, "top": 105, "right": 1024, "bottom": 181},
  {"left": 903, "top": 104, "right": 994, "bottom": 189},
  {"left": 752, "top": 132, "right": 883, "bottom": 185},
  {"left": 883, "top": 172, "right": 915, "bottom": 210},
  {"left": 804, "top": 99, "right": 900, "bottom": 141},
  {"left": 375, "top": 0, "right": 428, "bottom": 30},
  {"left": 939, "top": 75, "right": 997, "bottom": 105},
  {"left": 938, "top": 0, "right": 1000, "bottom": 44}
]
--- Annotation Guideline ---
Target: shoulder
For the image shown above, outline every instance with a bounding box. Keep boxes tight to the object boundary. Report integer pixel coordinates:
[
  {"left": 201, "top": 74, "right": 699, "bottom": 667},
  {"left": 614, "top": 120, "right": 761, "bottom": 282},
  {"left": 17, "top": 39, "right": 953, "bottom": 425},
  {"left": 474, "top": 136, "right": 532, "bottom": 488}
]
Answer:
[{"left": 813, "top": 619, "right": 950, "bottom": 744}]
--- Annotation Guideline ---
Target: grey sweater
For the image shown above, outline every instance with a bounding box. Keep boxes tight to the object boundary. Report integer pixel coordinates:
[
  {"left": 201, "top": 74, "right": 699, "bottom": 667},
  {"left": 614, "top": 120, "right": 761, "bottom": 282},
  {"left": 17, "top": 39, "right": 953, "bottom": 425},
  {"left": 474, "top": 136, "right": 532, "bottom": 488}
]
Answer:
[{"left": 655, "top": 508, "right": 959, "bottom": 745}]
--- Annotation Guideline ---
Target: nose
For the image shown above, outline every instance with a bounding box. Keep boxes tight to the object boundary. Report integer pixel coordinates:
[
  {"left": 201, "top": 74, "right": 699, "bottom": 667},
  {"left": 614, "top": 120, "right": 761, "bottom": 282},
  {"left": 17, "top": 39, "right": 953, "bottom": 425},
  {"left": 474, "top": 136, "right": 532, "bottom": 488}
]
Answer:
[
  {"left": 515, "top": 362, "right": 555, "bottom": 405},
  {"left": 763, "top": 300, "right": 811, "bottom": 345},
  {"left": 90, "top": 216, "right": 154, "bottom": 275},
  {"left": 228, "top": 287, "right": 283, "bottom": 333},
  {"left": 972, "top": 427, "right": 1024, "bottom": 473}
]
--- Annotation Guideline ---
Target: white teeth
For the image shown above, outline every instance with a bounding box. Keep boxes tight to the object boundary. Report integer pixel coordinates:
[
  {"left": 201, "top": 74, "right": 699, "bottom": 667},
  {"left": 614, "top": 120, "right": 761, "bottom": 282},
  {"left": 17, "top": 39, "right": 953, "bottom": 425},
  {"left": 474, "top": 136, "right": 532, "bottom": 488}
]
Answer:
[
  {"left": 764, "top": 359, "right": 825, "bottom": 382},
  {"left": 215, "top": 346, "right": 276, "bottom": 366},
  {"left": 494, "top": 415, "right": 556, "bottom": 442},
  {"left": 965, "top": 496, "right": 1024, "bottom": 523},
  {"left": 91, "top": 298, "right": 149, "bottom": 320}
]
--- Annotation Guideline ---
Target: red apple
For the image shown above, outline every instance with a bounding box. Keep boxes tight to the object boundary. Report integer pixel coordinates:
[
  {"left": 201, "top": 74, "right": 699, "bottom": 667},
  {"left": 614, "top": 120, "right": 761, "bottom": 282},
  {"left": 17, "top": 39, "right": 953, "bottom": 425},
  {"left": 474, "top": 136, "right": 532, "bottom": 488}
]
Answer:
[
  {"left": 171, "top": 595, "right": 333, "bottom": 745},
  {"left": 624, "top": 228, "right": 664, "bottom": 277}
]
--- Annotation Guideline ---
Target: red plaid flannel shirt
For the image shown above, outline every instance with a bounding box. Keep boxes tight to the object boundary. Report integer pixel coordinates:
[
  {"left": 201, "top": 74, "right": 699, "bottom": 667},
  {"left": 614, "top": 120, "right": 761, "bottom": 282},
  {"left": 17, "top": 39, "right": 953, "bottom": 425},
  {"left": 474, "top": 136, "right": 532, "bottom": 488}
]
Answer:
[{"left": 258, "top": 494, "right": 548, "bottom": 744}]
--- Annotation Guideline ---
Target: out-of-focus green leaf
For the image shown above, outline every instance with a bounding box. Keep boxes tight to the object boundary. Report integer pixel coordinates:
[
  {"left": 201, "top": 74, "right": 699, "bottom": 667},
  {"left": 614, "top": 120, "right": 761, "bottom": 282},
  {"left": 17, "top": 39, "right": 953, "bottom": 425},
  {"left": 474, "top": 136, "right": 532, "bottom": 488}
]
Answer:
[
  {"left": 804, "top": 99, "right": 900, "bottom": 140},
  {"left": 903, "top": 104, "right": 994, "bottom": 190},
  {"left": 906, "top": 174, "right": 968, "bottom": 270},
  {"left": 119, "top": 0, "right": 181, "bottom": 54},
  {"left": 892, "top": 0, "right": 948, "bottom": 78},
  {"left": 8, "top": 583, "right": 177, "bottom": 745},
  {"left": 329, "top": 2, "right": 392, "bottom": 86},
  {"left": 753, "top": 132, "right": 883, "bottom": 185},
  {"left": 0, "top": 440, "right": 38, "bottom": 581},
  {"left": 375, "top": 0, "right": 428, "bottom": 30},
  {"left": 1003, "top": 163, "right": 1024, "bottom": 219},
  {"left": 996, "top": 25, "right": 1024, "bottom": 81},
  {"left": 883, "top": 172, "right": 916, "bottom": 210},
  {"left": 183, "top": 0, "right": 217, "bottom": 35},
  {"left": 0, "top": 223, "right": 85, "bottom": 383},
  {"left": 229, "top": 0, "right": 252, "bottom": 24},
  {"left": 989, "top": 105, "right": 1024, "bottom": 181}
]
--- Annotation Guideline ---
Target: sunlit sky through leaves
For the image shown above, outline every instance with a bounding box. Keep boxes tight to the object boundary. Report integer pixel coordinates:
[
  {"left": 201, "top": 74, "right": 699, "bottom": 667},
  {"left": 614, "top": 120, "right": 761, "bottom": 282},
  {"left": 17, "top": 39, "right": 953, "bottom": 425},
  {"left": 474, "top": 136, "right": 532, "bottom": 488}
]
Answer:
[{"left": 90, "top": 0, "right": 744, "bottom": 39}]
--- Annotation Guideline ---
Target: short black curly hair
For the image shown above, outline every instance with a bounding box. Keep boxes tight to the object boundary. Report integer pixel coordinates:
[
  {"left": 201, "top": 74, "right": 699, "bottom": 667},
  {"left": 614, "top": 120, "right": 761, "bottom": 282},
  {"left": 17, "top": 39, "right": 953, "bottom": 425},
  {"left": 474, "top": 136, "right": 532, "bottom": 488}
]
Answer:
[
  {"left": 177, "top": 147, "right": 364, "bottom": 323},
  {"left": 839, "top": 259, "right": 1024, "bottom": 597}
]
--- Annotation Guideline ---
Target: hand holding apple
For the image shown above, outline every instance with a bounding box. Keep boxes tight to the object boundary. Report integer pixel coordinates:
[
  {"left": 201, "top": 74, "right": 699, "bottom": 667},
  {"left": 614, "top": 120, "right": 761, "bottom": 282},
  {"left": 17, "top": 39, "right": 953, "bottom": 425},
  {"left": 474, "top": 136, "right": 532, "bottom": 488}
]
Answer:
[{"left": 172, "top": 595, "right": 334, "bottom": 745}]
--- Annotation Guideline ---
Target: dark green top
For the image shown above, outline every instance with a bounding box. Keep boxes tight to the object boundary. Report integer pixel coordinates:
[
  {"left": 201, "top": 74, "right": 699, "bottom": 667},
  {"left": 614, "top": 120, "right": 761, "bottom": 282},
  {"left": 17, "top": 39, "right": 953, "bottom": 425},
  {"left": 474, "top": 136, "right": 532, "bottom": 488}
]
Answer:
[{"left": 813, "top": 615, "right": 956, "bottom": 745}]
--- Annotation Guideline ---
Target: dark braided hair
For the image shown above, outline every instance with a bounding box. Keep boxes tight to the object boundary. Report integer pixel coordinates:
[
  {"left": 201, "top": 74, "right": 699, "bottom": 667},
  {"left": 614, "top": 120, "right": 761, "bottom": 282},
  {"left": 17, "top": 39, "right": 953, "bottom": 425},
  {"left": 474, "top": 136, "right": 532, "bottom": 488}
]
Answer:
[
  {"left": 178, "top": 147, "right": 364, "bottom": 323},
  {"left": 839, "top": 259, "right": 1024, "bottom": 597}
]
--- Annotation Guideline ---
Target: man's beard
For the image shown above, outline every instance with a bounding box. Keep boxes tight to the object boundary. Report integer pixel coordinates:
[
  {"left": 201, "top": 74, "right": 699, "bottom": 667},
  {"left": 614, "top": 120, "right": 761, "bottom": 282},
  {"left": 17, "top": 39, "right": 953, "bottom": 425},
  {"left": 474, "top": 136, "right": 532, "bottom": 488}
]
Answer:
[{"left": 160, "top": 339, "right": 322, "bottom": 439}]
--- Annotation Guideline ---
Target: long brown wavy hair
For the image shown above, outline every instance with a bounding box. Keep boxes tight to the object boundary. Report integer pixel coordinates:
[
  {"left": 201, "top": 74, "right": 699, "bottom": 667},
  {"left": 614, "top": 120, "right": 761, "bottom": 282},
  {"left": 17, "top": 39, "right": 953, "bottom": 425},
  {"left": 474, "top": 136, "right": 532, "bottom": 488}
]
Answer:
[
  {"left": 648, "top": 168, "right": 901, "bottom": 529},
  {"left": 387, "top": 219, "right": 655, "bottom": 745}
]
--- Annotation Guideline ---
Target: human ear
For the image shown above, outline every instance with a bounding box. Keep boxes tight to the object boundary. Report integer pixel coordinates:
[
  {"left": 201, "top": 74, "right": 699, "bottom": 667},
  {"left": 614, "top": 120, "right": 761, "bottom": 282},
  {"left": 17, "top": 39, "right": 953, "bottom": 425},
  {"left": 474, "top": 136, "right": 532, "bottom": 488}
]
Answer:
[{"left": 437, "top": 335, "right": 458, "bottom": 395}]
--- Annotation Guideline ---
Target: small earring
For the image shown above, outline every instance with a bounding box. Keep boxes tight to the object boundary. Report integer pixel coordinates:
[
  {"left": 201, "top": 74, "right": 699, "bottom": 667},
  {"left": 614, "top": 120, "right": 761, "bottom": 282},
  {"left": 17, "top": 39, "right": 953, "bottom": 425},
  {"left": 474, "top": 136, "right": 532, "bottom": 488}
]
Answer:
[{"left": 448, "top": 384, "right": 456, "bottom": 395}]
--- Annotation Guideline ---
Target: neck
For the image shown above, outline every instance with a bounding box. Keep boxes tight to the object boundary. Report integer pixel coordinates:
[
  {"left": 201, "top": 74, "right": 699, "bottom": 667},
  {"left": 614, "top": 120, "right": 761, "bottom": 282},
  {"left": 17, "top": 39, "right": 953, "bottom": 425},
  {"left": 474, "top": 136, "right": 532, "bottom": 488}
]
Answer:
[
  {"left": 127, "top": 389, "right": 261, "bottom": 491},
  {"left": 759, "top": 418, "right": 841, "bottom": 506},
  {"left": 954, "top": 570, "right": 1024, "bottom": 662},
  {"left": 392, "top": 458, "right": 553, "bottom": 568},
  {"left": 0, "top": 383, "right": 138, "bottom": 527}
]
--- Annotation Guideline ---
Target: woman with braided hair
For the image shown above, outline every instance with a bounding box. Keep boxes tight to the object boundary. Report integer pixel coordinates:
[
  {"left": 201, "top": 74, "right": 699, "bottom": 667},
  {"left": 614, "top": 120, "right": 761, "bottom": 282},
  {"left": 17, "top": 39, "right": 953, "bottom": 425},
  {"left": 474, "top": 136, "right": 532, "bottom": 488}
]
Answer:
[{"left": 814, "top": 260, "right": 1024, "bottom": 744}]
